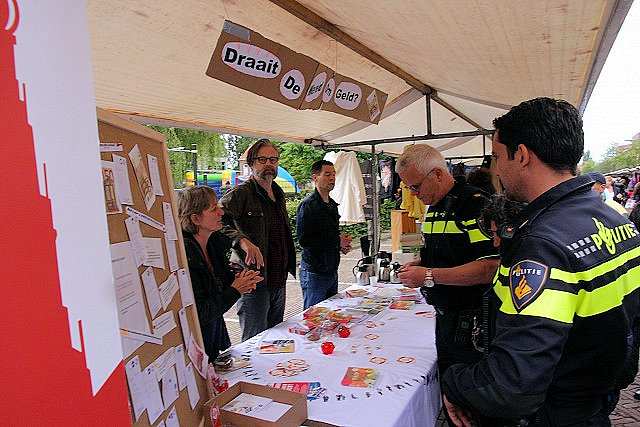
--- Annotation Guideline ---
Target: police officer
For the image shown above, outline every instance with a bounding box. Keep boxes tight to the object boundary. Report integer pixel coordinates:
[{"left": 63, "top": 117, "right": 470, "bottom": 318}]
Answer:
[
  {"left": 442, "top": 97, "right": 640, "bottom": 426},
  {"left": 396, "top": 145, "right": 499, "bottom": 383}
]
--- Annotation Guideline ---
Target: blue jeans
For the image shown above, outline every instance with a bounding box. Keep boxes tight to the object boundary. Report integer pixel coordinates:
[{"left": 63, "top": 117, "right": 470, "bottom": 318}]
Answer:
[
  {"left": 237, "top": 284, "right": 286, "bottom": 342},
  {"left": 300, "top": 261, "right": 338, "bottom": 309}
]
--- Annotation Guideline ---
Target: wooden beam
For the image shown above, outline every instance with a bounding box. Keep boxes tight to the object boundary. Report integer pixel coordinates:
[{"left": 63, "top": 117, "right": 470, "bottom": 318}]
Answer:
[{"left": 268, "top": 0, "right": 432, "bottom": 95}]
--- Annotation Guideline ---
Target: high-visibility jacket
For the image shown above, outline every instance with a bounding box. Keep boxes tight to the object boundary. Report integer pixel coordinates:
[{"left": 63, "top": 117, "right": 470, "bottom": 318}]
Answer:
[
  {"left": 442, "top": 175, "right": 640, "bottom": 425},
  {"left": 419, "top": 181, "right": 498, "bottom": 311}
]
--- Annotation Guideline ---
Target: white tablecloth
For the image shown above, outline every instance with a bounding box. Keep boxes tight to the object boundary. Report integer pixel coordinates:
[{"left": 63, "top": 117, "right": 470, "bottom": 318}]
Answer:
[{"left": 219, "top": 284, "right": 441, "bottom": 427}]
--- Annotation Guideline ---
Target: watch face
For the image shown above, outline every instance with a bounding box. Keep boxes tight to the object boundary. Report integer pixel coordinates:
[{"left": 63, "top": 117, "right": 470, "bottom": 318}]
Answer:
[{"left": 424, "top": 279, "right": 435, "bottom": 288}]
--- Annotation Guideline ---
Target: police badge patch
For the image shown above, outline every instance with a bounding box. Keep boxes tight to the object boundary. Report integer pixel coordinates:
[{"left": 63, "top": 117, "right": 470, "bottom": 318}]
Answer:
[{"left": 509, "top": 260, "right": 549, "bottom": 311}]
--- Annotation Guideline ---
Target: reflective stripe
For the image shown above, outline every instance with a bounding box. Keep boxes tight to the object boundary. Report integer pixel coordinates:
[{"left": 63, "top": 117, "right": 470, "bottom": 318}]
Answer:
[
  {"left": 476, "top": 254, "right": 500, "bottom": 261},
  {"left": 550, "top": 245, "right": 640, "bottom": 284},
  {"left": 494, "top": 263, "right": 640, "bottom": 322},
  {"left": 421, "top": 221, "right": 463, "bottom": 234},
  {"left": 424, "top": 212, "right": 436, "bottom": 218},
  {"left": 468, "top": 228, "right": 491, "bottom": 243},
  {"left": 462, "top": 219, "right": 477, "bottom": 226}
]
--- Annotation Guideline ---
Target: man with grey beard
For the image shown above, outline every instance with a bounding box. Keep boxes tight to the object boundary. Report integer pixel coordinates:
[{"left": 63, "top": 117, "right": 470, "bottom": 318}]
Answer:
[{"left": 220, "top": 139, "right": 296, "bottom": 341}]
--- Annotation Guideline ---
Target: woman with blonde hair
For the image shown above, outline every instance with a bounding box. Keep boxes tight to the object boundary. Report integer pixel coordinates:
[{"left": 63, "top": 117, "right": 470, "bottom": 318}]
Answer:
[{"left": 178, "top": 186, "right": 262, "bottom": 358}]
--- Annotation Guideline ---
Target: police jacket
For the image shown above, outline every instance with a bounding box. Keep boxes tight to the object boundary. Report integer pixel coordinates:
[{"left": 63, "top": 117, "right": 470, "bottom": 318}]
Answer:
[
  {"left": 219, "top": 178, "right": 296, "bottom": 279},
  {"left": 442, "top": 175, "right": 640, "bottom": 425},
  {"left": 296, "top": 189, "right": 341, "bottom": 274},
  {"left": 420, "top": 181, "right": 498, "bottom": 310}
]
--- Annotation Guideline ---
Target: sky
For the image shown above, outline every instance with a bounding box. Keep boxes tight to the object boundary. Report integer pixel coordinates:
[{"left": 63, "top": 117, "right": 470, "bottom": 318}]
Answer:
[{"left": 583, "top": 1, "right": 640, "bottom": 161}]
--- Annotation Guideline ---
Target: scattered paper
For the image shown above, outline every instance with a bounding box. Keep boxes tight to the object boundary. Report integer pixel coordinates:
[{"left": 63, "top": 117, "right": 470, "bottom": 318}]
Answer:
[
  {"left": 175, "top": 345, "right": 188, "bottom": 391},
  {"left": 159, "top": 273, "right": 179, "bottom": 310},
  {"left": 161, "top": 367, "right": 180, "bottom": 409},
  {"left": 153, "top": 310, "right": 178, "bottom": 338},
  {"left": 178, "top": 307, "right": 191, "bottom": 344},
  {"left": 143, "top": 237, "right": 166, "bottom": 269},
  {"left": 126, "top": 206, "right": 166, "bottom": 232},
  {"left": 185, "top": 363, "right": 201, "bottom": 409},
  {"left": 141, "top": 267, "right": 162, "bottom": 318},
  {"left": 147, "top": 154, "right": 165, "bottom": 196},
  {"left": 124, "top": 357, "right": 146, "bottom": 421},
  {"left": 128, "top": 144, "right": 156, "bottom": 211},
  {"left": 165, "top": 406, "right": 180, "bottom": 427},
  {"left": 223, "top": 393, "right": 272, "bottom": 415},
  {"left": 100, "top": 142, "right": 123, "bottom": 152},
  {"left": 113, "top": 154, "right": 134, "bottom": 205},
  {"left": 253, "top": 401, "right": 292, "bottom": 422},
  {"left": 188, "top": 334, "right": 209, "bottom": 378},
  {"left": 101, "top": 161, "right": 122, "bottom": 214},
  {"left": 177, "top": 269, "right": 195, "bottom": 308},
  {"left": 125, "top": 216, "right": 147, "bottom": 267},
  {"left": 120, "top": 328, "right": 162, "bottom": 345},
  {"left": 141, "top": 365, "right": 165, "bottom": 424},
  {"left": 110, "top": 242, "right": 151, "bottom": 338},
  {"left": 165, "top": 235, "right": 179, "bottom": 272},
  {"left": 163, "top": 202, "right": 178, "bottom": 241}
]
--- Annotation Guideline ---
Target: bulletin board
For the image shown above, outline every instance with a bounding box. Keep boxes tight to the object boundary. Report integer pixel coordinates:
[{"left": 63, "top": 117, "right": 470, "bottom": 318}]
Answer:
[{"left": 97, "top": 109, "right": 208, "bottom": 427}]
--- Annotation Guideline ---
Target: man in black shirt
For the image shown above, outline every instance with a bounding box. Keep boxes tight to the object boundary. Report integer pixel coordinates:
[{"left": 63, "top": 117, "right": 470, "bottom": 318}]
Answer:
[
  {"left": 396, "top": 144, "right": 499, "bottom": 393},
  {"left": 296, "top": 160, "right": 351, "bottom": 309}
]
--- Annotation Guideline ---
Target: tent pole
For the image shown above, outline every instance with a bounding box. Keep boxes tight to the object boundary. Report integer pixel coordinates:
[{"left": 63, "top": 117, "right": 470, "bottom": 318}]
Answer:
[
  {"left": 482, "top": 134, "right": 486, "bottom": 156},
  {"left": 314, "top": 129, "right": 494, "bottom": 149},
  {"left": 426, "top": 94, "right": 433, "bottom": 136},
  {"left": 371, "top": 144, "right": 380, "bottom": 256}
]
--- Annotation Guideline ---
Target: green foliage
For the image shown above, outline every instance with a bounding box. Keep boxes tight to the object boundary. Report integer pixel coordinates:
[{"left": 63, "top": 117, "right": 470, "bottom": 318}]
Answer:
[
  {"left": 150, "top": 125, "right": 227, "bottom": 187},
  {"left": 584, "top": 141, "right": 640, "bottom": 174},
  {"left": 275, "top": 142, "right": 326, "bottom": 185}
]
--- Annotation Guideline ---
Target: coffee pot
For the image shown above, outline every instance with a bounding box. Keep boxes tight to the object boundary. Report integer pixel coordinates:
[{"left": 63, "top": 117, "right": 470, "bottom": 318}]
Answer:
[
  {"left": 375, "top": 251, "right": 392, "bottom": 275},
  {"left": 353, "top": 265, "right": 371, "bottom": 286},
  {"left": 378, "top": 259, "right": 392, "bottom": 282},
  {"left": 390, "top": 262, "right": 403, "bottom": 284}
]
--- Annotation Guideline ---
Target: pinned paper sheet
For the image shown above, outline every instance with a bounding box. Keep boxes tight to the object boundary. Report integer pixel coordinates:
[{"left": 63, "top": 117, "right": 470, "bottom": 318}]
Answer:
[
  {"left": 178, "top": 307, "right": 191, "bottom": 343},
  {"left": 113, "top": 154, "right": 134, "bottom": 205},
  {"left": 175, "top": 345, "right": 188, "bottom": 391},
  {"left": 165, "top": 235, "right": 179, "bottom": 272},
  {"left": 120, "top": 328, "right": 162, "bottom": 345},
  {"left": 110, "top": 242, "right": 151, "bottom": 356},
  {"left": 153, "top": 346, "right": 177, "bottom": 381},
  {"left": 153, "top": 311, "right": 178, "bottom": 338},
  {"left": 161, "top": 367, "right": 180, "bottom": 409},
  {"left": 101, "top": 160, "right": 122, "bottom": 215},
  {"left": 125, "top": 216, "right": 147, "bottom": 267},
  {"left": 141, "top": 267, "right": 162, "bottom": 318},
  {"left": 165, "top": 406, "right": 180, "bottom": 427},
  {"left": 188, "top": 334, "right": 209, "bottom": 378},
  {"left": 147, "top": 154, "right": 165, "bottom": 196},
  {"left": 126, "top": 206, "right": 166, "bottom": 232},
  {"left": 163, "top": 202, "right": 178, "bottom": 241},
  {"left": 143, "top": 237, "right": 166, "bottom": 269},
  {"left": 129, "top": 144, "right": 156, "bottom": 211},
  {"left": 185, "top": 363, "right": 201, "bottom": 409},
  {"left": 100, "top": 142, "right": 123, "bottom": 152},
  {"left": 142, "top": 365, "right": 165, "bottom": 424},
  {"left": 125, "top": 357, "right": 146, "bottom": 421},
  {"left": 159, "top": 273, "right": 179, "bottom": 309},
  {"left": 177, "top": 268, "right": 195, "bottom": 308}
]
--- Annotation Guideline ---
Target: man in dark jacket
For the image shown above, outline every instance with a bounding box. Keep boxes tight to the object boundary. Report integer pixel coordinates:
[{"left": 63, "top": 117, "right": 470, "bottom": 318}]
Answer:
[
  {"left": 296, "top": 160, "right": 351, "bottom": 309},
  {"left": 219, "top": 139, "right": 296, "bottom": 341},
  {"left": 442, "top": 98, "right": 640, "bottom": 426}
]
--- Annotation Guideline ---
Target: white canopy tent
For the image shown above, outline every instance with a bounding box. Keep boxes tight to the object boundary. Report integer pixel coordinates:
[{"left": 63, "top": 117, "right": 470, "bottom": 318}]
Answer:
[{"left": 87, "top": 0, "right": 633, "bottom": 249}]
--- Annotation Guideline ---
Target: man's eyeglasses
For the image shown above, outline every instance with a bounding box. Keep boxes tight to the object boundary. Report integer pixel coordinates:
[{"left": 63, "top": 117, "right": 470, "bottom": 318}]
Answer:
[
  {"left": 255, "top": 156, "right": 279, "bottom": 164},
  {"left": 406, "top": 169, "right": 436, "bottom": 193}
]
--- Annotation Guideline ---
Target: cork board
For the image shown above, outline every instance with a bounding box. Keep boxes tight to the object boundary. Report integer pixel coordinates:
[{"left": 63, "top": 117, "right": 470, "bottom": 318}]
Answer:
[{"left": 97, "top": 108, "right": 207, "bottom": 427}]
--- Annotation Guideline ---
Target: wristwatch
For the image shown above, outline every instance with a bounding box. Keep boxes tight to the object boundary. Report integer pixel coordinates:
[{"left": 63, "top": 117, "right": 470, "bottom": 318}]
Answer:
[{"left": 423, "top": 268, "right": 435, "bottom": 288}]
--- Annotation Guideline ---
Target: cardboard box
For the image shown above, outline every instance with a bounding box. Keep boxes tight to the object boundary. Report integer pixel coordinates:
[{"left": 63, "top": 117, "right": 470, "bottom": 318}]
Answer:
[
  {"left": 320, "top": 72, "right": 388, "bottom": 124},
  {"left": 207, "top": 381, "right": 308, "bottom": 427},
  {"left": 206, "top": 21, "right": 320, "bottom": 110},
  {"left": 206, "top": 21, "right": 388, "bottom": 124}
]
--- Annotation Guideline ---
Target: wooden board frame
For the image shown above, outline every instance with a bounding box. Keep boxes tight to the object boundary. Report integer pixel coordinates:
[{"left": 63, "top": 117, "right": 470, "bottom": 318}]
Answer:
[{"left": 97, "top": 108, "right": 207, "bottom": 427}]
